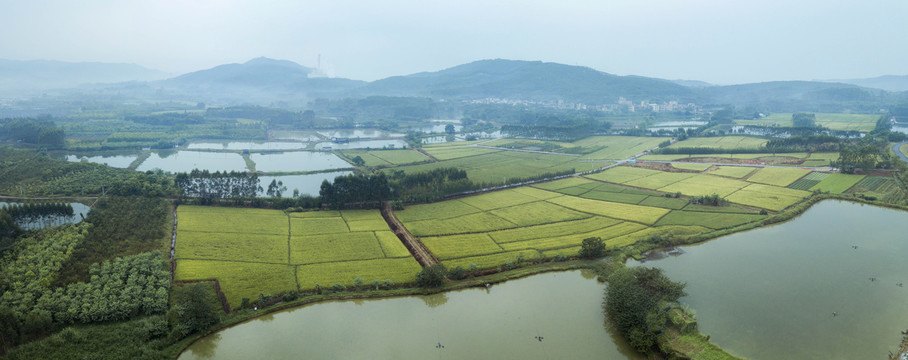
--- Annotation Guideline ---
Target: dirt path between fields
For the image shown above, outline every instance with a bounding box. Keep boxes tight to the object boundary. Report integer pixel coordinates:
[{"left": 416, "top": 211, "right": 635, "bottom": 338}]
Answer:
[{"left": 380, "top": 201, "right": 438, "bottom": 268}]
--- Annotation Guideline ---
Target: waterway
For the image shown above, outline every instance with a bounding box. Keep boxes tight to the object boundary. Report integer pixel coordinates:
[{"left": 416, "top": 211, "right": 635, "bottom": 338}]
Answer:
[
  {"left": 179, "top": 270, "right": 641, "bottom": 360},
  {"left": 635, "top": 200, "right": 908, "bottom": 359}
]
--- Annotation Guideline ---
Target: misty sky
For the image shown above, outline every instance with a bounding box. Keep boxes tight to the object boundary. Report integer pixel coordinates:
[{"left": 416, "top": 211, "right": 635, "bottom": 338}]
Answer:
[{"left": 1, "top": 0, "right": 906, "bottom": 84}]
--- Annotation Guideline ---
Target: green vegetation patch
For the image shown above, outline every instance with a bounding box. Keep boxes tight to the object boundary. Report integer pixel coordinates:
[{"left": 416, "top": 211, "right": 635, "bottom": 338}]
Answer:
[
  {"left": 488, "top": 216, "right": 622, "bottom": 243},
  {"left": 580, "top": 190, "right": 649, "bottom": 204},
  {"left": 575, "top": 136, "right": 669, "bottom": 160},
  {"left": 289, "top": 217, "right": 350, "bottom": 235},
  {"left": 405, "top": 212, "right": 517, "bottom": 236},
  {"left": 746, "top": 167, "right": 811, "bottom": 187},
  {"left": 787, "top": 171, "right": 830, "bottom": 190},
  {"left": 724, "top": 183, "right": 810, "bottom": 211},
  {"left": 737, "top": 112, "right": 878, "bottom": 131},
  {"left": 393, "top": 150, "right": 581, "bottom": 184},
  {"left": 499, "top": 222, "right": 646, "bottom": 252},
  {"left": 706, "top": 166, "right": 756, "bottom": 178},
  {"left": 655, "top": 210, "right": 764, "bottom": 229},
  {"left": 532, "top": 176, "right": 595, "bottom": 190},
  {"left": 658, "top": 175, "right": 749, "bottom": 197},
  {"left": 584, "top": 166, "right": 662, "bottom": 184},
  {"left": 489, "top": 201, "right": 591, "bottom": 227},
  {"left": 289, "top": 210, "right": 342, "bottom": 218},
  {"left": 375, "top": 231, "right": 411, "bottom": 258},
  {"left": 296, "top": 257, "right": 422, "bottom": 290},
  {"left": 509, "top": 185, "right": 564, "bottom": 200},
  {"left": 178, "top": 206, "right": 288, "bottom": 235},
  {"left": 638, "top": 196, "right": 690, "bottom": 210},
  {"left": 666, "top": 136, "right": 768, "bottom": 150},
  {"left": 289, "top": 232, "right": 384, "bottom": 264},
  {"left": 849, "top": 176, "right": 899, "bottom": 194},
  {"left": 395, "top": 200, "right": 481, "bottom": 222},
  {"left": 809, "top": 173, "right": 865, "bottom": 194},
  {"left": 671, "top": 162, "right": 710, "bottom": 171},
  {"left": 421, "top": 144, "right": 500, "bottom": 160},
  {"left": 546, "top": 196, "right": 670, "bottom": 225},
  {"left": 175, "top": 259, "right": 297, "bottom": 307},
  {"left": 175, "top": 231, "right": 288, "bottom": 263},
  {"left": 421, "top": 233, "right": 503, "bottom": 260},
  {"left": 606, "top": 226, "right": 709, "bottom": 248},
  {"left": 457, "top": 188, "right": 543, "bottom": 210},
  {"left": 625, "top": 172, "right": 697, "bottom": 190},
  {"left": 442, "top": 250, "right": 541, "bottom": 270},
  {"left": 682, "top": 204, "right": 759, "bottom": 214},
  {"left": 367, "top": 149, "right": 430, "bottom": 165}
]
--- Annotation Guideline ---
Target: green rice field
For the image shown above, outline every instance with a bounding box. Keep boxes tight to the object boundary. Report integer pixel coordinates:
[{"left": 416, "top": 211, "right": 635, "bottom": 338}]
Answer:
[{"left": 735, "top": 113, "right": 879, "bottom": 132}]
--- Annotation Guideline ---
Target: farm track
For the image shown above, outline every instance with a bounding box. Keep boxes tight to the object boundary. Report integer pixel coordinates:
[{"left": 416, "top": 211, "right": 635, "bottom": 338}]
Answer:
[
  {"left": 892, "top": 141, "right": 908, "bottom": 165},
  {"left": 381, "top": 201, "right": 439, "bottom": 267}
]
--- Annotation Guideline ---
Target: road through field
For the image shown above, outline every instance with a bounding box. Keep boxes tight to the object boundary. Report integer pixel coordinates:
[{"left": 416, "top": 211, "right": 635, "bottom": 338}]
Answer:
[{"left": 892, "top": 141, "right": 908, "bottom": 165}]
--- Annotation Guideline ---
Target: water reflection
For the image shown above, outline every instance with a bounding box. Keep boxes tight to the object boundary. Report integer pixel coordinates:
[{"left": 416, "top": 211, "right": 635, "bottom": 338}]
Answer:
[
  {"left": 419, "top": 292, "right": 449, "bottom": 308},
  {"left": 185, "top": 333, "right": 220, "bottom": 359}
]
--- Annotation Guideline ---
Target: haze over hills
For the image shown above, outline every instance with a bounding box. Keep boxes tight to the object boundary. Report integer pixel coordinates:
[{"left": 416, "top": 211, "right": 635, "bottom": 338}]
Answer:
[
  {"left": 1, "top": 57, "right": 905, "bottom": 111},
  {"left": 0, "top": 59, "right": 168, "bottom": 94},
  {"left": 823, "top": 75, "right": 908, "bottom": 92}
]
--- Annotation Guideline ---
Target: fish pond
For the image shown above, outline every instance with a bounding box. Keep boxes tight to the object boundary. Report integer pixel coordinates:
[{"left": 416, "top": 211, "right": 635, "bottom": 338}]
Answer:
[
  {"left": 65, "top": 154, "right": 137, "bottom": 168},
  {"left": 635, "top": 200, "right": 908, "bottom": 359},
  {"left": 179, "top": 270, "right": 641, "bottom": 360},
  {"left": 136, "top": 151, "right": 247, "bottom": 173},
  {"left": 249, "top": 152, "right": 350, "bottom": 172},
  {"left": 257, "top": 172, "right": 351, "bottom": 197}
]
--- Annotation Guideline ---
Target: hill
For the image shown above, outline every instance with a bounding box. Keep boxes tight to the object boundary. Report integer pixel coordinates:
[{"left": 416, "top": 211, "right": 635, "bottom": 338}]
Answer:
[
  {"left": 357, "top": 59, "right": 697, "bottom": 104},
  {"left": 825, "top": 75, "right": 908, "bottom": 92}
]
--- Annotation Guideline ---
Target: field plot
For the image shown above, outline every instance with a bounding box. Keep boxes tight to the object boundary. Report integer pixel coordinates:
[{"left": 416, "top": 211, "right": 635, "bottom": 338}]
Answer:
[
  {"left": 655, "top": 210, "right": 764, "bottom": 229},
  {"left": 809, "top": 173, "right": 865, "bottom": 193},
  {"left": 488, "top": 216, "right": 622, "bottom": 243},
  {"left": 575, "top": 136, "right": 669, "bottom": 160},
  {"left": 297, "top": 258, "right": 422, "bottom": 290},
  {"left": 178, "top": 206, "right": 288, "bottom": 235},
  {"left": 658, "top": 174, "right": 749, "bottom": 197},
  {"left": 444, "top": 250, "right": 542, "bottom": 270},
  {"left": 175, "top": 232, "right": 288, "bottom": 263},
  {"left": 532, "top": 177, "right": 595, "bottom": 191},
  {"left": 584, "top": 166, "right": 661, "bottom": 184},
  {"left": 421, "top": 143, "right": 499, "bottom": 160},
  {"left": 421, "top": 233, "right": 503, "bottom": 260},
  {"left": 546, "top": 196, "right": 670, "bottom": 224},
  {"left": 498, "top": 222, "right": 646, "bottom": 252},
  {"left": 736, "top": 113, "right": 878, "bottom": 131},
  {"left": 725, "top": 183, "right": 810, "bottom": 211},
  {"left": 175, "top": 260, "right": 297, "bottom": 307},
  {"left": 848, "top": 176, "right": 899, "bottom": 194},
  {"left": 395, "top": 200, "right": 481, "bottom": 222},
  {"left": 671, "top": 163, "right": 710, "bottom": 171},
  {"left": 625, "top": 172, "right": 696, "bottom": 190},
  {"left": 746, "top": 167, "right": 810, "bottom": 187},
  {"left": 391, "top": 150, "right": 582, "bottom": 183},
  {"left": 666, "top": 136, "right": 768, "bottom": 150},
  {"left": 488, "top": 201, "right": 590, "bottom": 226},
  {"left": 800, "top": 153, "right": 839, "bottom": 167},
  {"left": 176, "top": 206, "right": 421, "bottom": 303},
  {"left": 457, "top": 188, "right": 543, "bottom": 210},
  {"left": 405, "top": 212, "right": 517, "bottom": 237},
  {"left": 788, "top": 172, "right": 829, "bottom": 190},
  {"left": 707, "top": 166, "right": 756, "bottom": 178},
  {"left": 339, "top": 150, "right": 428, "bottom": 167}
]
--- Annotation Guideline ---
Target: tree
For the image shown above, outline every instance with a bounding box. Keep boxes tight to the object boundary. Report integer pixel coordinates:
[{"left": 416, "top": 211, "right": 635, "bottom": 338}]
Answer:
[
  {"left": 604, "top": 267, "right": 687, "bottom": 354},
  {"left": 266, "top": 179, "right": 286, "bottom": 198},
  {"left": 351, "top": 155, "right": 365, "bottom": 167},
  {"left": 167, "top": 284, "right": 219, "bottom": 341},
  {"left": 416, "top": 264, "right": 447, "bottom": 287},
  {"left": 579, "top": 237, "right": 606, "bottom": 258},
  {"left": 444, "top": 124, "right": 456, "bottom": 135},
  {"left": 792, "top": 112, "right": 816, "bottom": 127}
]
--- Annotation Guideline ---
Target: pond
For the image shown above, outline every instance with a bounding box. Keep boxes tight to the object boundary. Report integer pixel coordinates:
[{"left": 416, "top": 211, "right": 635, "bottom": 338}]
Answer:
[
  {"left": 187, "top": 142, "right": 307, "bottom": 151},
  {"left": 313, "top": 139, "right": 408, "bottom": 150},
  {"left": 66, "top": 154, "right": 137, "bottom": 168},
  {"left": 257, "top": 172, "right": 351, "bottom": 197},
  {"left": 249, "top": 152, "right": 350, "bottom": 172},
  {"left": 269, "top": 131, "right": 321, "bottom": 142},
  {"left": 317, "top": 129, "right": 404, "bottom": 139},
  {"left": 0, "top": 202, "right": 91, "bottom": 230},
  {"left": 634, "top": 200, "right": 908, "bottom": 359},
  {"left": 179, "top": 271, "right": 642, "bottom": 360},
  {"left": 136, "top": 151, "right": 248, "bottom": 173}
]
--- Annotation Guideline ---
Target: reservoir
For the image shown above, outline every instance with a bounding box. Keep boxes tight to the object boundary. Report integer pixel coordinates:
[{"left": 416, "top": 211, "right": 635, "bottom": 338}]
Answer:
[
  {"left": 636, "top": 200, "right": 908, "bottom": 359},
  {"left": 179, "top": 270, "right": 641, "bottom": 360}
]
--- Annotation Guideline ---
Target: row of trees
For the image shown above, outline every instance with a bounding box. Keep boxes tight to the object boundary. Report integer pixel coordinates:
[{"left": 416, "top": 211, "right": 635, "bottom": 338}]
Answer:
[
  {"left": 175, "top": 170, "right": 261, "bottom": 199},
  {"left": 319, "top": 173, "right": 391, "bottom": 209}
]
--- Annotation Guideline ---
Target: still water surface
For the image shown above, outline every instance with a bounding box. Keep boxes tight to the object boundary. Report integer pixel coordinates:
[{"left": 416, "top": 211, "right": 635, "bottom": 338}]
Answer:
[
  {"left": 136, "top": 151, "right": 247, "bottom": 173},
  {"left": 180, "top": 271, "right": 641, "bottom": 360},
  {"left": 249, "top": 152, "right": 350, "bottom": 172},
  {"left": 257, "top": 172, "right": 351, "bottom": 197},
  {"left": 636, "top": 200, "right": 908, "bottom": 359}
]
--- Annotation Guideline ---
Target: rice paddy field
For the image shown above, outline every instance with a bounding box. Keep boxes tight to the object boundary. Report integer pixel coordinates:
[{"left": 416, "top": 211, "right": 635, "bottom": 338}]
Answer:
[
  {"left": 395, "top": 179, "right": 768, "bottom": 270},
  {"left": 339, "top": 149, "right": 429, "bottom": 167},
  {"left": 174, "top": 206, "right": 421, "bottom": 306},
  {"left": 746, "top": 167, "right": 811, "bottom": 187},
  {"left": 734, "top": 113, "right": 879, "bottom": 132},
  {"left": 665, "top": 136, "right": 768, "bottom": 150},
  {"left": 389, "top": 150, "right": 586, "bottom": 183}
]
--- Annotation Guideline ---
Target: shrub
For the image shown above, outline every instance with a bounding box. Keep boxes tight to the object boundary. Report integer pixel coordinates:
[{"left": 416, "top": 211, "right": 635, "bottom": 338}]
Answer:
[
  {"left": 447, "top": 266, "right": 468, "bottom": 280},
  {"left": 416, "top": 264, "right": 447, "bottom": 287},
  {"left": 579, "top": 237, "right": 606, "bottom": 258}
]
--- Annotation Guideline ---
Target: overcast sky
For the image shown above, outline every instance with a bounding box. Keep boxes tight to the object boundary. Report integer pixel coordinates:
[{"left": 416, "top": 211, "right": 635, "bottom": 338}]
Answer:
[{"left": 1, "top": 0, "right": 906, "bottom": 84}]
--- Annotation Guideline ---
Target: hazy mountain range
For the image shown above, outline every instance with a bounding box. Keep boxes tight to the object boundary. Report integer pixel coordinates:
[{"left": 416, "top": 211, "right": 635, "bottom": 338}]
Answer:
[{"left": 1, "top": 57, "right": 905, "bottom": 109}]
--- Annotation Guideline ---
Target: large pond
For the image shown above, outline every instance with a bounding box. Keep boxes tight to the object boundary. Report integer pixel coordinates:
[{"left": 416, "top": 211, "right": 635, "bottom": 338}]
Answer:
[
  {"left": 136, "top": 151, "right": 247, "bottom": 173},
  {"left": 314, "top": 139, "right": 408, "bottom": 150},
  {"left": 187, "top": 142, "right": 306, "bottom": 151},
  {"left": 635, "top": 200, "right": 908, "bottom": 359},
  {"left": 249, "top": 152, "right": 350, "bottom": 172},
  {"left": 179, "top": 271, "right": 642, "bottom": 360},
  {"left": 257, "top": 172, "right": 351, "bottom": 197},
  {"left": 66, "top": 154, "right": 137, "bottom": 168},
  {"left": 317, "top": 129, "right": 405, "bottom": 139}
]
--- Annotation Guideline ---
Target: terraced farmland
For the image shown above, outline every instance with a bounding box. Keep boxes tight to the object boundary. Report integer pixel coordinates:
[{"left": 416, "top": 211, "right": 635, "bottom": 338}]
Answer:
[{"left": 174, "top": 206, "right": 421, "bottom": 306}]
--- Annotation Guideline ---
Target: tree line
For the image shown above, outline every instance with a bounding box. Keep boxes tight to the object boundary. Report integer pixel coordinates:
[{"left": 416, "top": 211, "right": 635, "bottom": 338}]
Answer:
[{"left": 175, "top": 170, "right": 261, "bottom": 200}]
